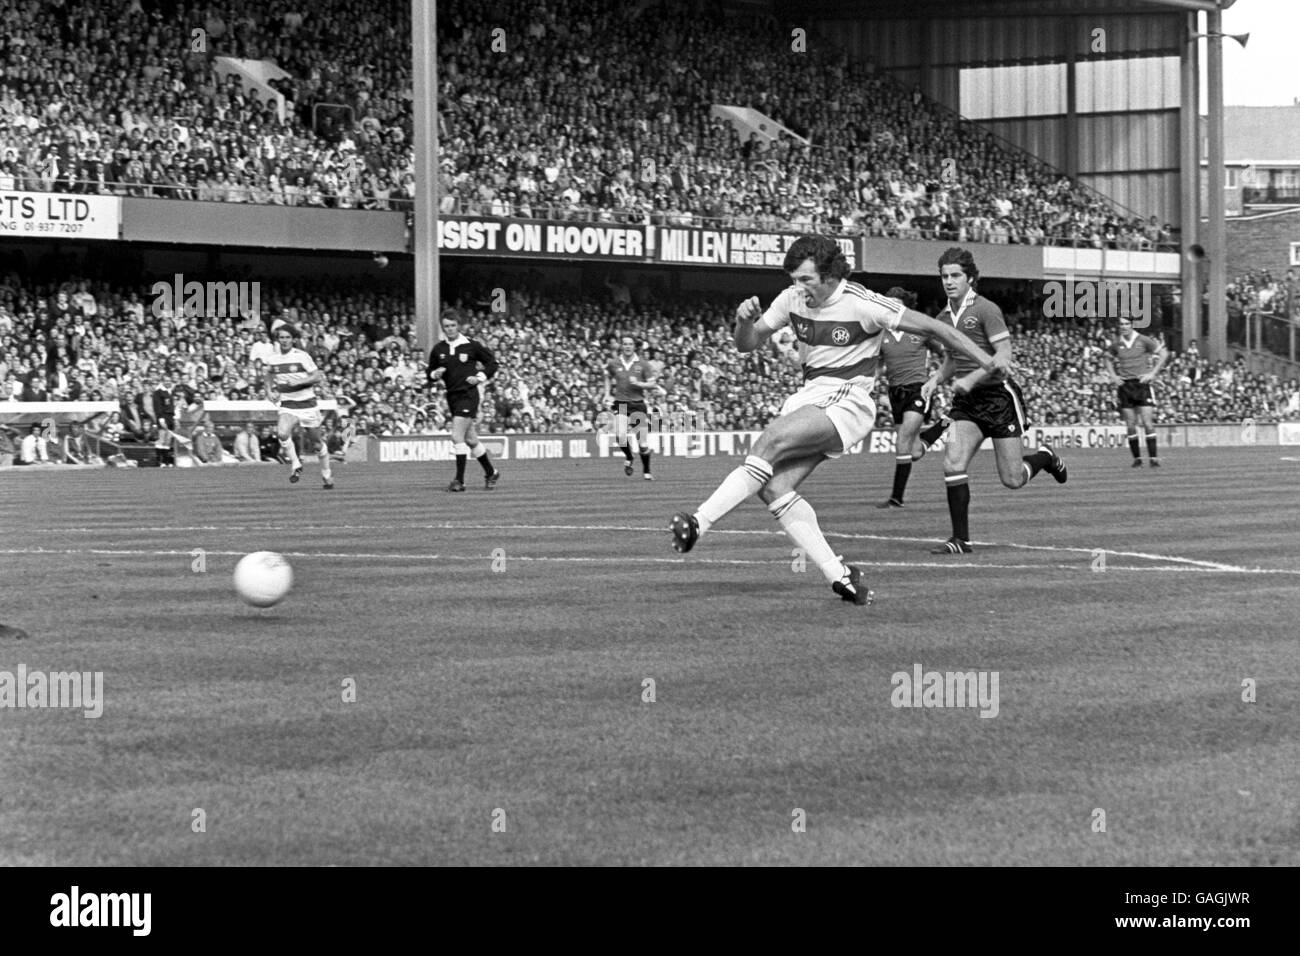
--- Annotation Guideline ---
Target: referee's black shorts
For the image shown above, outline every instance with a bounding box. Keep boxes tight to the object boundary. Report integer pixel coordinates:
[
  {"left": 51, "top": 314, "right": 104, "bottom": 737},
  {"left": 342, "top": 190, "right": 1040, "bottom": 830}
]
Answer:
[
  {"left": 1117, "top": 379, "right": 1153, "bottom": 409},
  {"left": 950, "top": 379, "right": 1029, "bottom": 439},
  {"left": 447, "top": 389, "right": 480, "bottom": 419},
  {"left": 887, "top": 383, "right": 930, "bottom": 425}
]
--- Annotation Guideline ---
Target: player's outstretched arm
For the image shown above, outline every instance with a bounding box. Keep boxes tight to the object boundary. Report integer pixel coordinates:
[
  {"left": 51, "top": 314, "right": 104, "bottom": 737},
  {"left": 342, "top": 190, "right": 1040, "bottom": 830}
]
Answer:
[
  {"left": 734, "top": 295, "right": 775, "bottom": 353},
  {"left": 897, "top": 310, "right": 1009, "bottom": 383}
]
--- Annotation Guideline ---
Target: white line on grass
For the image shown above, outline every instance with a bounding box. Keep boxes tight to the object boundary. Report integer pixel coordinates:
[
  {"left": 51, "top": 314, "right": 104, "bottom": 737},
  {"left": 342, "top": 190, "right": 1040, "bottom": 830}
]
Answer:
[
  {"left": 1, "top": 546, "right": 1297, "bottom": 575},
  {"left": 11, "top": 520, "right": 1271, "bottom": 574}
]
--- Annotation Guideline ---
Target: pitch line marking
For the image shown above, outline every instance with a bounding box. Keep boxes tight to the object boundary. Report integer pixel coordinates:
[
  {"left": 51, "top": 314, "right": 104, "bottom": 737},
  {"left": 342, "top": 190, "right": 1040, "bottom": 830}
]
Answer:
[
  {"left": 1, "top": 546, "right": 1297, "bottom": 576},
  {"left": 12, "top": 520, "right": 1269, "bottom": 574}
]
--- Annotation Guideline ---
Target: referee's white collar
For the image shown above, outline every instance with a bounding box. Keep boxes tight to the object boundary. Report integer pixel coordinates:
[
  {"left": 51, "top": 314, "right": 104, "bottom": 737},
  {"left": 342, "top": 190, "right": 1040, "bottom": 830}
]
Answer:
[{"left": 445, "top": 334, "right": 470, "bottom": 349}]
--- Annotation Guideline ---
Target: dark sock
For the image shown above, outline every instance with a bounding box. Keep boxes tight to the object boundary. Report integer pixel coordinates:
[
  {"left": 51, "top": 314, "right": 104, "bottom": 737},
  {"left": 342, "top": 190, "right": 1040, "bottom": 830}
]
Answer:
[
  {"left": 455, "top": 454, "right": 467, "bottom": 482},
  {"left": 1021, "top": 449, "right": 1053, "bottom": 480},
  {"left": 477, "top": 451, "right": 494, "bottom": 474},
  {"left": 640, "top": 451, "right": 651, "bottom": 474},
  {"left": 1145, "top": 433, "right": 1158, "bottom": 459},
  {"left": 890, "top": 456, "right": 912, "bottom": 502},
  {"left": 919, "top": 420, "right": 947, "bottom": 447},
  {"left": 945, "top": 476, "right": 970, "bottom": 542},
  {"left": 1127, "top": 433, "right": 1140, "bottom": 459},
  {"left": 621, "top": 443, "right": 633, "bottom": 462}
]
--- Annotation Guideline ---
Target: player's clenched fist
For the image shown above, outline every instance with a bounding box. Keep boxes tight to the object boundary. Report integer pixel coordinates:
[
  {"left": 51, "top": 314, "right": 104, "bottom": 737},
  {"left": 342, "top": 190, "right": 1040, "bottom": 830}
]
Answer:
[{"left": 735, "top": 296, "right": 762, "bottom": 323}]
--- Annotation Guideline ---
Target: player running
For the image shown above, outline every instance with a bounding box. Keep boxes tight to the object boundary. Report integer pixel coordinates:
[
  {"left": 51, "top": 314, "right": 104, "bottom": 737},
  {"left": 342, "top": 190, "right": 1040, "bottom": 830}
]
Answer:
[
  {"left": 263, "top": 324, "right": 333, "bottom": 489},
  {"left": 668, "top": 235, "right": 1012, "bottom": 605},
  {"left": 924, "top": 248, "right": 1067, "bottom": 555},
  {"left": 428, "top": 313, "right": 501, "bottom": 492},
  {"left": 604, "top": 335, "right": 657, "bottom": 480},
  {"left": 1104, "top": 316, "right": 1168, "bottom": 467},
  {"left": 875, "top": 286, "right": 950, "bottom": 509}
]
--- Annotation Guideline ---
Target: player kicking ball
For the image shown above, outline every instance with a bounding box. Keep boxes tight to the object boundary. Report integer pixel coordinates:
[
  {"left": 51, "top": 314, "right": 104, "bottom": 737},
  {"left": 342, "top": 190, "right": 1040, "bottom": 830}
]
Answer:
[
  {"left": 264, "top": 324, "right": 333, "bottom": 489},
  {"left": 427, "top": 313, "right": 501, "bottom": 492},
  {"left": 668, "top": 236, "right": 1011, "bottom": 605}
]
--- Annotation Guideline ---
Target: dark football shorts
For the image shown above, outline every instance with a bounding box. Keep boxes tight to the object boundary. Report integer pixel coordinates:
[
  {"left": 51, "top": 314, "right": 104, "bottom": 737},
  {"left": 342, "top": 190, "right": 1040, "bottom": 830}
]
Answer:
[
  {"left": 612, "top": 401, "right": 650, "bottom": 430},
  {"left": 448, "top": 390, "right": 480, "bottom": 419},
  {"left": 1117, "top": 379, "right": 1153, "bottom": 409},
  {"left": 888, "top": 383, "right": 930, "bottom": 425},
  {"left": 950, "top": 378, "right": 1029, "bottom": 439}
]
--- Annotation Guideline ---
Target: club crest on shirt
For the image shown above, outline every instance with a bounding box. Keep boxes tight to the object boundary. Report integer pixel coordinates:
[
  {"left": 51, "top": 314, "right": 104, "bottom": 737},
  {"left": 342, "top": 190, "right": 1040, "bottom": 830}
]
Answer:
[
  {"left": 908, "top": 334, "right": 923, "bottom": 346},
  {"left": 962, "top": 318, "right": 978, "bottom": 330},
  {"left": 831, "top": 326, "right": 850, "bottom": 345},
  {"left": 459, "top": 353, "right": 468, "bottom": 362}
]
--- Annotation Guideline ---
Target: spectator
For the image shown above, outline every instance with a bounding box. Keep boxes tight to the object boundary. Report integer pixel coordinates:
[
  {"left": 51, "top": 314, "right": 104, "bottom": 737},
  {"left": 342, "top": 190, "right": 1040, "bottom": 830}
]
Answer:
[{"left": 234, "top": 421, "right": 263, "bottom": 462}]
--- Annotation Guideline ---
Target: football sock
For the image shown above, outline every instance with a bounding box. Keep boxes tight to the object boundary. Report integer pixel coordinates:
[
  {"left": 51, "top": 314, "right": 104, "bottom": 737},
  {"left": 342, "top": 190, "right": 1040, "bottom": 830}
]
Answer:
[
  {"left": 695, "top": 455, "right": 773, "bottom": 534},
  {"left": 640, "top": 451, "right": 651, "bottom": 475},
  {"left": 471, "top": 442, "right": 494, "bottom": 474},
  {"left": 919, "top": 420, "right": 947, "bottom": 447},
  {"left": 455, "top": 455, "right": 467, "bottom": 482},
  {"left": 944, "top": 473, "right": 970, "bottom": 542},
  {"left": 1021, "top": 449, "right": 1053, "bottom": 483},
  {"left": 769, "top": 491, "right": 846, "bottom": 585},
  {"left": 621, "top": 443, "right": 634, "bottom": 462},
  {"left": 1145, "top": 432, "right": 1158, "bottom": 459},
  {"left": 1127, "top": 431, "right": 1140, "bottom": 459},
  {"left": 890, "top": 455, "right": 912, "bottom": 502},
  {"left": 285, "top": 436, "right": 301, "bottom": 468}
]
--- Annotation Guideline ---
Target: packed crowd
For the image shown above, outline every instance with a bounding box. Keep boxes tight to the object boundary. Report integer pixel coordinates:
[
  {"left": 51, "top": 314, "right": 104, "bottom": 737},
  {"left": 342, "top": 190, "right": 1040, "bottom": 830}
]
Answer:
[
  {"left": 1227, "top": 269, "right": 1299, "bottom": 318},
  {"left": 0, "top": 0, "right": 414, "bottom": 209},
  {"left": 3, "top": 273, "right": 1299, "bottom": 469},
  {"left": 0, "top": 0, "right": 1165, "bottom": 245},
  {"left": 438, "top": 0, "right": 1168, "bottom": 248}
]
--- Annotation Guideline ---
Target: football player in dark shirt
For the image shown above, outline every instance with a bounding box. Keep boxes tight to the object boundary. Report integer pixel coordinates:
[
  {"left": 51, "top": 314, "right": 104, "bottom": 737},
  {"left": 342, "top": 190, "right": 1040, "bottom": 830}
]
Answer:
[
  {"left": 925, "top": 248, "right": 1067, "bottom": 554},
  {"left": 428, "top": 314, "right": 501, "bottom": 492},
  {"left": 876, "top": 287, "right": 950, "bottom": 508},
  {"left": 1104, "top": 317, "right": 1167, "bottom": 467}
]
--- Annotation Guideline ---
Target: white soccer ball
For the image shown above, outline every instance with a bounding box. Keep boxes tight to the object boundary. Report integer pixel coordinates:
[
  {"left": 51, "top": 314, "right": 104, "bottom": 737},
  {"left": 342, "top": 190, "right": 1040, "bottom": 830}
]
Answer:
[{"left": 233, "top": 551, "right": 293, "bottom": 607}]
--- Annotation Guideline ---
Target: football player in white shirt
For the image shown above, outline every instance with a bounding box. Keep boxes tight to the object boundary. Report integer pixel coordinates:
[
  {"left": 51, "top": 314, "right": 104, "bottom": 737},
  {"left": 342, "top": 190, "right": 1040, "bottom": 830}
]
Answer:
[
  {"left": 669, "top": 236, "right": 1012, "bottom": 605},
  {"left": 263, "top": 325, "right": 333, "bottom": 488}
]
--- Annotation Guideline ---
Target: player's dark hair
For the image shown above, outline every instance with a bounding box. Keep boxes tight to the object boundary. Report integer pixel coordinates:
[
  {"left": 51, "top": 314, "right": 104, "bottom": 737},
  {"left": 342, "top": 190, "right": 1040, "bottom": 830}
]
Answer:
[
  {"left": 783, "top": 235, "right": 850, "bottom": 282},
  {"left": 885, "top": 286, "right": 918, "bottom": 310},
  {"left": 937, "top": 247, "right": 979, "bottom": 285},
  {"left": 276, "top": 323, "right": 299, "bottom": 339}
]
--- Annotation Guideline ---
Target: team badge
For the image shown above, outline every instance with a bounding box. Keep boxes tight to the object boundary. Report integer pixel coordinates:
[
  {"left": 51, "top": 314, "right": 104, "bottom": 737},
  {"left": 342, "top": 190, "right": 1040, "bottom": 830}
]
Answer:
[
  {"left": 963, "top": 318, "right": 978, "bottom": 329},
  {"left": 459, "top": 353, "right": 468, "bottom": 362},
  {"left": 908, "top": 334, "right": 922, "bottom": 346},
  {"left": 831, "top": 326, "right": 850, "bottom": 345}
]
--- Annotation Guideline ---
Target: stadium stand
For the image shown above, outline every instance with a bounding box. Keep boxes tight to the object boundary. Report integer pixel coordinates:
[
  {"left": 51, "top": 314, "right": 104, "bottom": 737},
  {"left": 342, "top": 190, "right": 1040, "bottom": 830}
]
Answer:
[
  {"left": 0, "top": 0, "right": 1170, "bottom": 247},
  {"left": 3, "top": 272, "right": 1299, "bottom": 469}
]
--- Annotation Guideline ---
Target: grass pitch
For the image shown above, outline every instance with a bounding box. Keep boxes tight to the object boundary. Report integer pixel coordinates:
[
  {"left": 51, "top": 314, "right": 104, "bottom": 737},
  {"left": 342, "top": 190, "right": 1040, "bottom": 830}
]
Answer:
[{"left": 1, "top": 446, "right": 1297, "bottom": 865}]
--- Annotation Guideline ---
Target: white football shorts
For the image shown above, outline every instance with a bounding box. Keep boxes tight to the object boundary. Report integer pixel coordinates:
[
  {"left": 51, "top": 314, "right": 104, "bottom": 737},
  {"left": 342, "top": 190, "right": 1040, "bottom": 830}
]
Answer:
[{"left": 778, "top": 376, "right": 877, "bottom": 458}]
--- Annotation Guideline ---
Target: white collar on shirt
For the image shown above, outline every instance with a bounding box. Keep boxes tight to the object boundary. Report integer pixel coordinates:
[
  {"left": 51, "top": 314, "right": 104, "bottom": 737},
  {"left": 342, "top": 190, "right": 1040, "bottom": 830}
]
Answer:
[
  {"left": 945, "top": 289, "right": 977, "bottom": 321},
  {"left": 445, "top": 334, "right": 470, "bottom": 349}
]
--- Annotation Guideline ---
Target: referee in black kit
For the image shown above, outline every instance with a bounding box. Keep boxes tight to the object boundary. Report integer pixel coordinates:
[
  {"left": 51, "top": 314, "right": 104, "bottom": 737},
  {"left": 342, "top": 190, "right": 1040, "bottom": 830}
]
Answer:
[{"left": 428, "top": 312, "right": 501, "bottom": 491}]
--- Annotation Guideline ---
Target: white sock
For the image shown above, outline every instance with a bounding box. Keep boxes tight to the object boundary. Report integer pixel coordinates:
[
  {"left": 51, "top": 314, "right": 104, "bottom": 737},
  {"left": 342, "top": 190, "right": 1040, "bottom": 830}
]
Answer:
[
  {"left": 696, "top": 455, "right": 773, "bottom": 534},
  {"left": 285, "top": 437, "right": 301, "bottom": 468},
  {"left": 769, "top": 491, "right": 847, "bottom": 584}
]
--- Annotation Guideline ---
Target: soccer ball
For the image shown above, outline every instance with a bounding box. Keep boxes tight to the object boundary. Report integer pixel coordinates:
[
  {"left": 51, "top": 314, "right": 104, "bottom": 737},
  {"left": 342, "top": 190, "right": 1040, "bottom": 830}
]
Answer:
[{"left": 233, "top": 551, "right": 293, "bottom": 607}]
